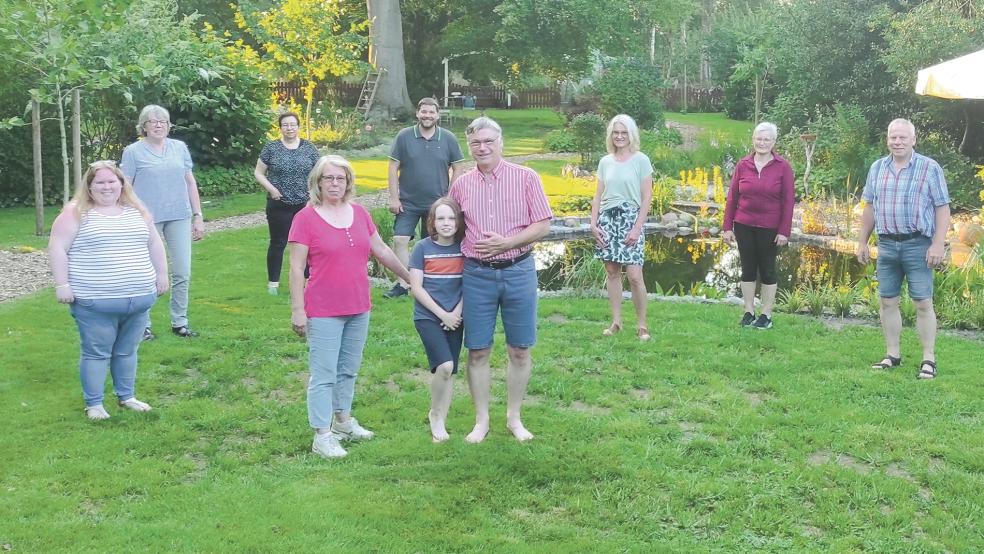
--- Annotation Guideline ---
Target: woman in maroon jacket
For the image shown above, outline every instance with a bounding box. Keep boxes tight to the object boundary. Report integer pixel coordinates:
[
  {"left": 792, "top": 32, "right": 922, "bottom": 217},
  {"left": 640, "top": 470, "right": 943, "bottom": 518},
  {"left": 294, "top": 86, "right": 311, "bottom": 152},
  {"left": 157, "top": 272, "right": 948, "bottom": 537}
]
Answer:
[{"left": 722, "top": 122, "right": 795, "bottom": 329}]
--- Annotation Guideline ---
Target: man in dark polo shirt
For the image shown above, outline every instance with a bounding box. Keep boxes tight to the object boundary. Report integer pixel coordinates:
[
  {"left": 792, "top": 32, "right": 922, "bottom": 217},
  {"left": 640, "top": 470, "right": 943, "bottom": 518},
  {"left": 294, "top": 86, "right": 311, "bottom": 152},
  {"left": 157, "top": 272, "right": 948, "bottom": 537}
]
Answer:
[{"left": 384, "top": 97, "right": 466, "bottom": 298}]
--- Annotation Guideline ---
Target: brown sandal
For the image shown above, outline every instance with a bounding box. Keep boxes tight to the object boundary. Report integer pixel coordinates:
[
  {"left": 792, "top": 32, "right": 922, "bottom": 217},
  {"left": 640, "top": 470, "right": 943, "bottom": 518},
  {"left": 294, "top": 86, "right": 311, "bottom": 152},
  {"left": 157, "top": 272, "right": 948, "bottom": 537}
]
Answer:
[
  {"left": 602, "top": 323, "right": 622, "bottom": 336},
  {"left": 637, "top": 327, "right": 651, "bottom": 342}
]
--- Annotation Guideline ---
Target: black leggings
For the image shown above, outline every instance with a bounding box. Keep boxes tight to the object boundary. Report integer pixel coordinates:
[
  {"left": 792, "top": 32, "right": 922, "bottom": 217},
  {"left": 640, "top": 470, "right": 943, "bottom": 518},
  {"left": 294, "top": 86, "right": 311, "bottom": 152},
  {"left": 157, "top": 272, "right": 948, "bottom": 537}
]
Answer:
[
  {"left": 266, "top": 198, "right": 306, "bottom": 282},
  {"left": 733, "top": 221, "right": 779, "bottom": 285}
]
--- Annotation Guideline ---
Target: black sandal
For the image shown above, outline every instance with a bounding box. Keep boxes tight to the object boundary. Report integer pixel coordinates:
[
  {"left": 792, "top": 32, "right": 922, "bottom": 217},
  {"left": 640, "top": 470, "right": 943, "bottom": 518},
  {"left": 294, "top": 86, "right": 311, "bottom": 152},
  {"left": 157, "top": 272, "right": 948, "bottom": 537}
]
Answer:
[
  {"left": 871, "top": 355, "right": 902, "bottom": 369},
  {"left": 917, "top": 360, "right": 937, "bottom": 380},
  {"left": 171, "top": 326, "right": 199, "bottom": 338}
]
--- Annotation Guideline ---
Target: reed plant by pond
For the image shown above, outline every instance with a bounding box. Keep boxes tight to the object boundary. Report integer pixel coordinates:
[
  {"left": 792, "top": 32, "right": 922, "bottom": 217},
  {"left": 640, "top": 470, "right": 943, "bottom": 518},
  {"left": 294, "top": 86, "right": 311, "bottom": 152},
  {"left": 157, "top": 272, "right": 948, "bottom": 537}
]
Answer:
[{"left": 2, "top": 224, "right": 983, "bottom": 551}]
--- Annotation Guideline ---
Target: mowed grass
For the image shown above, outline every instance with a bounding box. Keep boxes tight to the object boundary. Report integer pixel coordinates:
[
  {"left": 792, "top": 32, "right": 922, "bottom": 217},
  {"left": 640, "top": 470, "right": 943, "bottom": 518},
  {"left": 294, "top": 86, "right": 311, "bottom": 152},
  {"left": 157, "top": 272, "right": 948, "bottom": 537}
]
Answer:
[
  {"left": 665, "top": 112, "right": 754, "bottom": 145},
  {"left": 1, "top": 224, "right": 983, "bottom": 551}
]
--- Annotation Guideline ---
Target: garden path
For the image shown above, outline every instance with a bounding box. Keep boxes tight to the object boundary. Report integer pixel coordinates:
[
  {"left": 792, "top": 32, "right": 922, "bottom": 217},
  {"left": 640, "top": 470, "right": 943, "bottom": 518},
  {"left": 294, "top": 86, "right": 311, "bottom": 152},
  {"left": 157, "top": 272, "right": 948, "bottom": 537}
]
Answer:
[{"left": 665, "top": 120, "right": 701, "bottom": 150}]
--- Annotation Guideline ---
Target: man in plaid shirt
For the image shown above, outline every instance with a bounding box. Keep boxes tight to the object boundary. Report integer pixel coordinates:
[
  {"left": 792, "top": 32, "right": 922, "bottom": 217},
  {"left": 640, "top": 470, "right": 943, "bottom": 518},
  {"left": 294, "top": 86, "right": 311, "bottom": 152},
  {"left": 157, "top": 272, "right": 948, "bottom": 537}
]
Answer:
[{"left": 856, "top": 118, "right": 950, "bottom": 379}]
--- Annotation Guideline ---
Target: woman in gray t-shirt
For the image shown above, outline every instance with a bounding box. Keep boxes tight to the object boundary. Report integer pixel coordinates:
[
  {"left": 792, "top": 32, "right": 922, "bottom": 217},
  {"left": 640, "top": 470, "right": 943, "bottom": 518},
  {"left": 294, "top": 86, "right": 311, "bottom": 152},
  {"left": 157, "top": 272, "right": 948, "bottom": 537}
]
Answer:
[{"left": 121, "top": 104, "right": 205, "bottom": 339}]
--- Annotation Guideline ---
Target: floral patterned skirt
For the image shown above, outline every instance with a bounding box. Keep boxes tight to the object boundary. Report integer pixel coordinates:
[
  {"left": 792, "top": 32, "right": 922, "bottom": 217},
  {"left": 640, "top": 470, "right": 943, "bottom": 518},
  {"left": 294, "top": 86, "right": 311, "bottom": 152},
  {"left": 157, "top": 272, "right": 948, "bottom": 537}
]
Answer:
[{"left": 594, "top": 203, "right": 645, "bottom": 266}]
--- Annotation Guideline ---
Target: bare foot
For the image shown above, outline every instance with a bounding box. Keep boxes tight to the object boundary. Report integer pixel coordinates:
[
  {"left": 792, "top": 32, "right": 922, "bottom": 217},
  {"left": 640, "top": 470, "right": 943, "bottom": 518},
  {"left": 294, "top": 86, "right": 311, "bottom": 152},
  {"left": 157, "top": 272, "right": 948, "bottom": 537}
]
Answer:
[
  {"left": 506, "top": 421, "right": 534, "bottom": 442},
  {"left": 465, "top": 422, "right": 489, "bottom": 443},
  {"left": 429, "top": 410, "right": 450, "bottom": 443}
]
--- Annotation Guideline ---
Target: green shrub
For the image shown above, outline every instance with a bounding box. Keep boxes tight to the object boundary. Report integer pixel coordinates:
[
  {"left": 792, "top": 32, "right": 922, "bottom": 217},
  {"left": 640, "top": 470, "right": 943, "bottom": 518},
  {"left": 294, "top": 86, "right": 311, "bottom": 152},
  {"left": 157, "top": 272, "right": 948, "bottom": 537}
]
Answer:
[
  {"left": 915, "top": 133, "right": 980, "bottom": 210},
  {"left": 569, "top": 112, "right": 606, "bottom": 169},
  {"left": 544, "top": 129, "right": 576, "bottom": 153},
  {"left": 642, "top": 128, "right": 683, "bottom": 148},
  {"left": 590, "top": 58, "right": 665, "bottom": 130},
  {"left": 551, "top": 194, "right": 593, "bottom": 215},
  {"left": 368, "top": 207, "right": 396, "bottom": 278},
  {"left": 195, "top": 166, "right": 257, "bottom": 197}
]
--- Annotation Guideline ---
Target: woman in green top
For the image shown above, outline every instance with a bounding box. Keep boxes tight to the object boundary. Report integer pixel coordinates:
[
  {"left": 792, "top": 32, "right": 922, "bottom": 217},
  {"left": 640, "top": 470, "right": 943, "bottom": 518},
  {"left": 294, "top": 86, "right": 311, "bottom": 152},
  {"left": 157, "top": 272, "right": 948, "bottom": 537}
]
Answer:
[{"left": 589, "top": 114, "right": 654, "bottom": 341}]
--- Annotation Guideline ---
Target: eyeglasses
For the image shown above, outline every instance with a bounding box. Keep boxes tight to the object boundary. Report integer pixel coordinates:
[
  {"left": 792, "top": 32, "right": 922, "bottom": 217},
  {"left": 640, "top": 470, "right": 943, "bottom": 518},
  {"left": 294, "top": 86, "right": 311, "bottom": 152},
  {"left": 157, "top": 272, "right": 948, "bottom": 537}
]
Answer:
[
  {"left": 281, "top": 123, "right": 299, "bottom": 129},
  {"left": 145, "top": 119, "right": 170, "bottom": 127},
  {"left": 319, "top": 175, "right": 347, "bottom": 183},
  {"left": 89, "top": 160, "right": 117, "bottom": 167},
  {"left": 467, "top": 137, "right": 499, "bottom": 149}
]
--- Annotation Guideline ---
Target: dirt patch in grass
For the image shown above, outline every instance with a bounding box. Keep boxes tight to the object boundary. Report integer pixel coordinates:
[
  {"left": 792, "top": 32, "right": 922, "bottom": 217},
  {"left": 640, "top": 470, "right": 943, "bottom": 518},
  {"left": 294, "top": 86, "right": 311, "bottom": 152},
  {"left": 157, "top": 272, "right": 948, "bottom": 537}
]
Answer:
[
  {"left": 808, "top": 451, "right": 873, "bottom": 475},
  {"left": 679, "top": 421, "right": 699, "bottom": 443},
  {"left": 630, "top": 388, "right": 650, "bottom": 400},
  {"left": 886, "top": 463, "right": 914, "bottom": 481},
  {"left": 570, "top": 400, "right": 612, "bottom": 416},
  {"left": 744, "top": 392, "right": 769, "bottom": 406},
  {"left": 545, "top": 313, "right": 570, "bottom": 324}
]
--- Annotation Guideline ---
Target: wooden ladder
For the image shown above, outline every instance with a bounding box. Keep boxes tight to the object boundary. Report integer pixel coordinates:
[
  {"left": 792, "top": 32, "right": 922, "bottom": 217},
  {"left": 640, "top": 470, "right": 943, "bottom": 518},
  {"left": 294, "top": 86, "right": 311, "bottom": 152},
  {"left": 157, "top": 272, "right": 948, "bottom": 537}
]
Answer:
[{"left": 356, "top": 68, "right": 383, "bottom": 118}]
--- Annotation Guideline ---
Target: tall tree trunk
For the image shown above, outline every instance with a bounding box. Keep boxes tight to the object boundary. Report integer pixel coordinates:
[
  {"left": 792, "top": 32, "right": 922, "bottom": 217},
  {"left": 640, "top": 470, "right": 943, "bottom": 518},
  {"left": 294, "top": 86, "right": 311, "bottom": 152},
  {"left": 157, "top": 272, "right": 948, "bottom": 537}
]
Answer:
[
  {"left": 366, "top": 0, "right": 413, "bottom": 120},
  {"left": 56, "top": 82, "right": 70, "bottom": 203},
  {"left": 32, "top": 97, "right": 44, "bottom": 236},
  {"left": 72, "top": 89, "right": 81, "bottom": 194}
]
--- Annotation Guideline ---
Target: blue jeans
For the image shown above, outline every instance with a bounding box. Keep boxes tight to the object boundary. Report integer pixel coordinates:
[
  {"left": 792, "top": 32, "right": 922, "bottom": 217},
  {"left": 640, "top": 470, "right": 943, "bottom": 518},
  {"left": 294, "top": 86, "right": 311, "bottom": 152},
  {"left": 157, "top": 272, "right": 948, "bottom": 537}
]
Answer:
[
  {"left": 462, "top": 255, "right": 538, "bottom": 350},
  {"left": 307, "top": 312, "right": 370, "bottom": 429},
  {"left": 155, "top": 218, "right": 192, "bottom": 327},
  {"left": 70, "top": 294, "right": 157, "bottom": 407},
  {"left": 877, "top": 235, "right": 934, "bottom": 300}
]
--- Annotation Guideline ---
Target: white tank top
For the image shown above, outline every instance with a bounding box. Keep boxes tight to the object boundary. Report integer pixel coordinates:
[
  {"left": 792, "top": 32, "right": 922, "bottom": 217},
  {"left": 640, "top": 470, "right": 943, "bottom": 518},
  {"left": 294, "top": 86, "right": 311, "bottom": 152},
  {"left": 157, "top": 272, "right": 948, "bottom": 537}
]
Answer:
[{"left": 68, "top": 207, "right": 157, "bottom": 299}]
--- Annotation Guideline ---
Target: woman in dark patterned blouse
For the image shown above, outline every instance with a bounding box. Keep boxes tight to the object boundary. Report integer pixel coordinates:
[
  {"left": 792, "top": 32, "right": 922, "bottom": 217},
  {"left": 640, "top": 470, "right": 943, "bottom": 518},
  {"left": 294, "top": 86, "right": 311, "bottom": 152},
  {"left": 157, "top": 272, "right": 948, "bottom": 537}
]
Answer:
[{"left": 254, "top": 112, "right": 321, "bottom": 295}]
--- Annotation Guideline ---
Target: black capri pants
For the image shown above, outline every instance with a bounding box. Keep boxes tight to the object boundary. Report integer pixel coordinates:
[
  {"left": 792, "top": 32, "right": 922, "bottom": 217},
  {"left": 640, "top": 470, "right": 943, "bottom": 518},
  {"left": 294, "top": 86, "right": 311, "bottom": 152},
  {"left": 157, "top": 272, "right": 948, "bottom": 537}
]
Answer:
[
  {"left": 266, "top": 198, "right": 306, "bottom": 282},
  {"left": 733, "top": 221, "right": 779, "bottom": 285}
]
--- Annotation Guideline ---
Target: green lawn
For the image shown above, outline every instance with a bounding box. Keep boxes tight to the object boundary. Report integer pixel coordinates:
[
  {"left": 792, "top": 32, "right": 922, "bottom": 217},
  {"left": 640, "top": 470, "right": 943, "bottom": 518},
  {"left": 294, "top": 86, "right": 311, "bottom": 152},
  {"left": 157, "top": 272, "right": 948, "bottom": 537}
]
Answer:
[
  {"left": 1, "top": 224, "right": 982, "bottom": 551},
  {"left": 665, "top": 112, "right": 754, "bottom": 145},
  {"left": 447, "top": 108, "right": 565, "bottom": 156}
]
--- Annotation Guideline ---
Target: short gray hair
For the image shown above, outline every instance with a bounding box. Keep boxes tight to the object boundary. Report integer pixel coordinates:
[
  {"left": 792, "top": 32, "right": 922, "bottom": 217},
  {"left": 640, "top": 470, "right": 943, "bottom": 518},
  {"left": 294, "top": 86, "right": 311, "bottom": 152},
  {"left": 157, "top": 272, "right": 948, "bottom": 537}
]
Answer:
[
  {"left": 465, "top": 116, "right": 502, "bottom": 138},
  {"left": 887, "top": 118, "right": 916, "bottom": 136},
  {"left": 753, "top": 121, "right": 778, "bottom": 140},
  {"left": 308, "top": 155, "right": 356, "bottom": 205},
  {"left": 136, "top": 104, "right": 170, "bottom": 137}
]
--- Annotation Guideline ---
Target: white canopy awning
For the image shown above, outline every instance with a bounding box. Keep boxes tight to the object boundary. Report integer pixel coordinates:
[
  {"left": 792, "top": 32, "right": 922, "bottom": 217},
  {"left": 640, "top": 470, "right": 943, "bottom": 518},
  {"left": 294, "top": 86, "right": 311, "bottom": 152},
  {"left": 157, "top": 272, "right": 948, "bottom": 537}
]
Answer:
[{"left": 915, "top": 49, "right": 984, "bottom": 99}]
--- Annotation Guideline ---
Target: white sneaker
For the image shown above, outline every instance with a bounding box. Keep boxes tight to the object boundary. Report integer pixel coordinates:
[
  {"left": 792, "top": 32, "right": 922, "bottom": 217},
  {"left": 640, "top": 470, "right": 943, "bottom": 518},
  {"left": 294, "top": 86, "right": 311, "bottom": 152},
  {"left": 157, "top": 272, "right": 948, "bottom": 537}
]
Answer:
[
  {"left": 118, "top": 397, "right": 152, "bottom": 412},
  {"left": 312, "top": 433, "right": 347, "bottom": 458},
  {"left": 330, "top": 417, "right": 374, "bottom": 441},
  {"left": 85, "top": 405, "right": 111, "bottom": 421}
]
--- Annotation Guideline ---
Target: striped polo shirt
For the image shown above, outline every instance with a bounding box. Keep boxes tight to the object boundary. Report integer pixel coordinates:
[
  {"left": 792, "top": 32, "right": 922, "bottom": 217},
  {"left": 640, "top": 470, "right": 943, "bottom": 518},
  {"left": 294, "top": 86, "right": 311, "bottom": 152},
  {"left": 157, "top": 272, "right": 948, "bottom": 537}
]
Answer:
[
  {"left": 68, "top": 207, "right": 157, "bottom": 299},
  {"left": 861, "top": 151, "right": 950, "bottom": 237},
  {"left": 449, "top": 160, "right": 553, "bottom": 261}
]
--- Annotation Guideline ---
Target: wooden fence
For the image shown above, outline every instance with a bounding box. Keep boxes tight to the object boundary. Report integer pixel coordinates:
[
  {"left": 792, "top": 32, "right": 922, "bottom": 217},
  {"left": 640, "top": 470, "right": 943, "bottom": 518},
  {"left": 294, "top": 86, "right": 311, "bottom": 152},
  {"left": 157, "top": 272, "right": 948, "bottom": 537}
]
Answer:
[
  {"left": 272, "top": 82, "right": 560, "bottom": 110},
  {"left": 271, "top": 82, "right": 723, "bottom": 112},
  {"left": 661, "top": 87, "right": 724, "bottom": 112}
]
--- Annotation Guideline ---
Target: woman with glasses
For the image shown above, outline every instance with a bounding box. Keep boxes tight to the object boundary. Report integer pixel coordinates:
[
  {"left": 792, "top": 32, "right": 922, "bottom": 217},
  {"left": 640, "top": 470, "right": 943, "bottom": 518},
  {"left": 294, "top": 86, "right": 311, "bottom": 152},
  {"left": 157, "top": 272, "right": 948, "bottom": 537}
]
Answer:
[
  {"left": 288, "top": 155, "right": 411, "bottom": 459},
  {"left": 254, "top": 112, "right": 320, "bottom": 295},
  {"left": 49, "top": 161, "right": 169, "bottom": 420},
  {"left": 721, "top": 122, "right": 795, "bottom": 330},
  {"left": 121, "top": 104, "right": 205, "bottom": 339},
  {"left": 590, "top": 114, "right": 654, "bottom": 342}
]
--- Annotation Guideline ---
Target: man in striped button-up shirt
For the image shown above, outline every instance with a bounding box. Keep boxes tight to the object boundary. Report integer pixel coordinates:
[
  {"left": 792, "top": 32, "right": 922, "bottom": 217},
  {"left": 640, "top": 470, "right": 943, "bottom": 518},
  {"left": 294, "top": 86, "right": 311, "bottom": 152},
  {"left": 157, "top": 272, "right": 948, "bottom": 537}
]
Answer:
[
  {"left": 450, "top": 117, "right": 553, "bottom": 443},
  {"left": 856, "top": 118, "right": 950, "bottom": 379}
]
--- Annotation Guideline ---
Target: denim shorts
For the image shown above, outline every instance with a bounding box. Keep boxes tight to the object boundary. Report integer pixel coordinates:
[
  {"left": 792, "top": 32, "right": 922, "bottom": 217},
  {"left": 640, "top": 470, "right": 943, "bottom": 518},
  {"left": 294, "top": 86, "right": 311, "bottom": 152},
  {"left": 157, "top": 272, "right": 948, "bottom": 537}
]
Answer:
[
  {"left": 393, "top": 209, "right": 427, "bottom": 238},
  {"left": 462, "top": 255, "right": 538, "bottom": 349},
  {"left": 876, "top": 235, "right": 934, "bottom": 300}
]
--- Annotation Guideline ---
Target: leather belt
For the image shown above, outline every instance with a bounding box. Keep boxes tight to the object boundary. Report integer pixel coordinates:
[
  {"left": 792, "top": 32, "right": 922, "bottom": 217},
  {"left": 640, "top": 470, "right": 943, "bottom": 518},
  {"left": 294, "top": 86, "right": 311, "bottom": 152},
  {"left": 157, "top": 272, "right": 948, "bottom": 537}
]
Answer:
[
  {"left": 470, "top": 251, "right": 531, "bottom": 269},
  {"left": 879, "top": 232, "right": 923, "bottom": 242}
]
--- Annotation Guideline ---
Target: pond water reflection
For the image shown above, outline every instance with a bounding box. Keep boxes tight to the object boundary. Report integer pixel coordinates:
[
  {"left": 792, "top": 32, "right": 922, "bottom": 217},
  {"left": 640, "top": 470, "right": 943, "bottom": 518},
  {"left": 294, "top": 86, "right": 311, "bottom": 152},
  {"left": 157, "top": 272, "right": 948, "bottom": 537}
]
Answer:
[{"left": 535, "top": 236, "right": 869, "bottom": 295}]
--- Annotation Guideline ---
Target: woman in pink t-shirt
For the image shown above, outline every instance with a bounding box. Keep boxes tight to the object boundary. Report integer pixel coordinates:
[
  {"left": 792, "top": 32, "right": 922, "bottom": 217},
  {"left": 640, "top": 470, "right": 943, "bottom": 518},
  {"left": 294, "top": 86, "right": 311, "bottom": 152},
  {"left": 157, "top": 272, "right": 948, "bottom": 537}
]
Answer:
[{"left": 288, "top": 155, "right": 411, "bottom": 459}]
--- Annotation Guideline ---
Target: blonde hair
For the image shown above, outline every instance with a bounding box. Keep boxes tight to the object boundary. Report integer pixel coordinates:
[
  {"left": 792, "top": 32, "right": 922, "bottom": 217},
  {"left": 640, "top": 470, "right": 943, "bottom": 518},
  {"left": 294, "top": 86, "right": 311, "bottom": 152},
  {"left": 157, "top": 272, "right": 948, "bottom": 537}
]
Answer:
[
  {"left": 605, "top": 114, "right": 641, "bottom": 154},
  {"left": 72, "top": 161, "right": 149, "bottom": 219},
  {"left": 308, "top": 155, "right": 356, "bottom": 205}
]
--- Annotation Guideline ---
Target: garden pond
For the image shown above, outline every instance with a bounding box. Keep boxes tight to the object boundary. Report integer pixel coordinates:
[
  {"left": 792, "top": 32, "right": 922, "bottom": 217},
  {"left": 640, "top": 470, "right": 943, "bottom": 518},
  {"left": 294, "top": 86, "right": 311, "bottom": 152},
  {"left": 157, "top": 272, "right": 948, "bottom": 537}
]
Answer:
[{"left": 534, "top": 236, "right": 869, "bottom": 297}]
